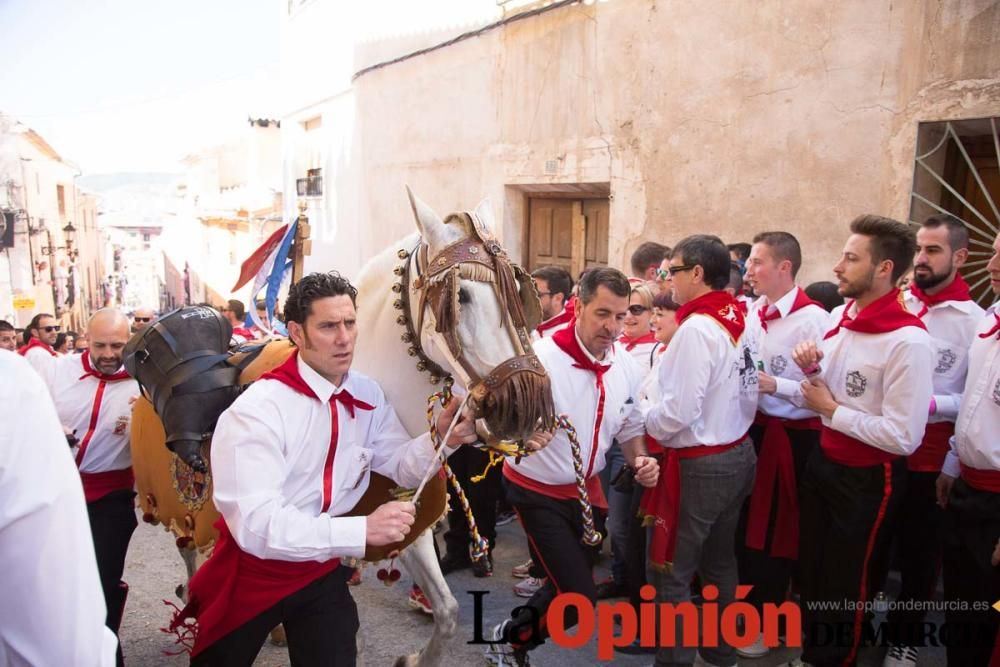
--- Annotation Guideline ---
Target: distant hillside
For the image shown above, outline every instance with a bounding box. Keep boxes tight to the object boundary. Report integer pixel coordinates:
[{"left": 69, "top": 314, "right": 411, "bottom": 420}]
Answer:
[{"left": 78, "top": 172, "right": 181, "bottom": 192}]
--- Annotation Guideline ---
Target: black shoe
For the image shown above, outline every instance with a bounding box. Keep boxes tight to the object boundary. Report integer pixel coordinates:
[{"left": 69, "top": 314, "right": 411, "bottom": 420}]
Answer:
[
  {"left": 614, "top": 639, "right": 657, "bottom": 655},
  {"left": 438, "top": 551, "right": 471, "bottom": 575},
  {"left": 472, "top": 553, "right": 494, "bottom": 578},
  {"left": 595, "top": 578, "right": 626, "bottom": 600}
]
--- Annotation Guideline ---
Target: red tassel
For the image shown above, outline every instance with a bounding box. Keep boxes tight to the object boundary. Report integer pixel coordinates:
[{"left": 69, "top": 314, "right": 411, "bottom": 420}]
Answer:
[{"left": 160, "top": 599, "right": 198, "bottom": 656}]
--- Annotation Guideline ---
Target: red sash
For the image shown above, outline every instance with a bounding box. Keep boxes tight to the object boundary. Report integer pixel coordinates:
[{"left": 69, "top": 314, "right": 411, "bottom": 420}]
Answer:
[
  {"left": 745, "top": 414, "right": 820, "bottom": 559},
  {"left": 503, "top": 464, "right": 607, "bottom": 510},
  {"left": 906, "top": 421, "right": 954, "bottom": 472},
  {"left": 960, "top": 463, "right": 1000, "bottom": 493},
  {"left": 168, "top": 519, "right": 340, "bottom": 656},
  {"left": 17, "top": 337, "right": 56, "bottom": 357},
  {"left": 80, "top": 468, "right": 135, "bottom": 503},
  {"left": 820, "top": 426, "right": 899, "bottom": 467},
  {"left": 641, "top": 434, "right": 746, "bottom": 570}
]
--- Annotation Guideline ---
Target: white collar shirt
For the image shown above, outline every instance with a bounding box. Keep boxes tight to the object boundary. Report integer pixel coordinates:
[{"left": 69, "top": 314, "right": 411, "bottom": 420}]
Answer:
[
  {"left": 903, "top": 290, "right": 986, "bottom": 421},
  {"left": 748, "top": 286, "right": 829, "bottom": 420},
  {"left": 942, "top": 317, "right": 1000, "bottom": 476},
  {"left": 507, "top": 336, "right": 645, "bottom": 485},
  {"left": 646, "top": 312, "right": 760, "bottom": 447},
  {"left": 787, "top": 301, "right": 935, "bottom": 455},
  {"left": 0, "top": 352, "right": 118, "bottom": 667},
  {"left": 47, "top": 355, "right": 138, "bottom": 474},
  {"left": 531, "top": 308, "right": 572, "bottom": 341},
  {"left": 210, "top": 354, "right": 440, "bottom": 562}
]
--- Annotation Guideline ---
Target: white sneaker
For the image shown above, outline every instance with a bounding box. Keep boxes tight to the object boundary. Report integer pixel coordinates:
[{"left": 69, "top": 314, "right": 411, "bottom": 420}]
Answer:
[
  {"left": 883, "top": 645, "right": 919, "bottom": 667},
  {"left": 735, "top": 632, "right": 770, "bottom": 658},
  {"left": 511, "top": 559, "right": 533, "bottom": 578},
  {"left": 512, "top": 576, "right": 546, "bottom": 598},
  {"left": 483, "top": 621, "right": 530, "bottom": 667}
]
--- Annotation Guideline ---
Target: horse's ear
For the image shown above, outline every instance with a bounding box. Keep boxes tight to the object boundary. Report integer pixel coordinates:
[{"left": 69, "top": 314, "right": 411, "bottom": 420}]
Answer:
[
  {"left": 406, "top": 186, "right": 451, "bottom": 251},
  {"left": 471, "top": 197, "right": 495, "bottom": 234}
]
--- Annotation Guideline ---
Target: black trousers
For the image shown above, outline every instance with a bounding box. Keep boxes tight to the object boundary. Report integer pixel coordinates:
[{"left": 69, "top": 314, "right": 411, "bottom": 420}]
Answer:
[
  {"left": 736, "top": 423, "right": 819, "bottom": 610},
  {"left": 191, "top": 567, "right": 358, "bottom": 667},
  {"left": 799, "top": 451, "right": 906, "bottom": 667},
  {"left": 504, "top": 479, "right": 606, "bottom": 651},
  {"left": 941, "top": 478, "right": 1000, "bottom": 667},
  {"left": 87, "top": 489, "right": 138, "bottom": 666},
  {"left": 443, "top": 445, "right": 501, "bottom": 557},
  {"left": 881, "top": 470, "right": 945, "bottom": 643}
]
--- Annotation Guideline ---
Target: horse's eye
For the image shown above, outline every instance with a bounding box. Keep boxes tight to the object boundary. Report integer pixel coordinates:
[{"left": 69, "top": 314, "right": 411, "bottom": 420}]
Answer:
[{"left": 458, "top": 288, "right": 471, "bottom": 305}]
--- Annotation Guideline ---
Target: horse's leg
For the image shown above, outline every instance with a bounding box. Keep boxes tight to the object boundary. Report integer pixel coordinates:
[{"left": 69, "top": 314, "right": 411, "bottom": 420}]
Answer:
[
  {"left": 175, "top": 545, "right": 199, "bottom": 601},
  {"left": 393, "top": 529, "right": 458, "bottom": 667}
]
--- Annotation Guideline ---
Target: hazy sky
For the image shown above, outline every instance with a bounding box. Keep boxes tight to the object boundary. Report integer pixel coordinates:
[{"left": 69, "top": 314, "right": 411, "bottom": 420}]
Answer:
[{"left": 0, "top": 0, "right": 281, "bottom": 174}]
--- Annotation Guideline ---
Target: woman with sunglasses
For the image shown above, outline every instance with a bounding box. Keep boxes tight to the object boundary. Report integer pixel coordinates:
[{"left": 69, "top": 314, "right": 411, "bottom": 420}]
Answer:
[{"left": 619, "top": 284, "right": 659, "bottom": 370}]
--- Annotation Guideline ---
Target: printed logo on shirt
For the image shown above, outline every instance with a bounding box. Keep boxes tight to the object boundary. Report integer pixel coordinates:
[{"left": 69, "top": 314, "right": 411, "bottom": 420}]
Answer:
[
  {"left": 993, "top": 378, "right": 1000, "bottom": 407},
  {"left": 113, "top": 415, "right": 130, "bottom": 436},
  {"left": 719, "top": 304, "right": 740, "bottom": 322},
  {"left": 845, "top": 370, "right": 868, "bottom": 398},
  {"left": 935, "top": 348, "right": 957, "bottom": 374},
  {"left": 769, "top": 354, "right": 788, "bottom": 376},
  {"left": 738, "top": 345, "right": 760, "bottom": 394}
]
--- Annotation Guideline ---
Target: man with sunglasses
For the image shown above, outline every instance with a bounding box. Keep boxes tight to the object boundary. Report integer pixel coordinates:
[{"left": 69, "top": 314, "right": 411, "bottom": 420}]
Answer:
[
  {"left": 131, "top": 307, "right": 156, "bottom": 333},
  {"left": 643, "top": 234, "right": 760, "bottom": 667},
  {"left": 18, "top": 312, "right": 60, "bottom": 375}
]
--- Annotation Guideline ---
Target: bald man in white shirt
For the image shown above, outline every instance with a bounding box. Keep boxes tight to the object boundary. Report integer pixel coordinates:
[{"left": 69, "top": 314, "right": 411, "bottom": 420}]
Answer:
[{"left": 0, "top": 351, "right": 119, "bottom": 667}]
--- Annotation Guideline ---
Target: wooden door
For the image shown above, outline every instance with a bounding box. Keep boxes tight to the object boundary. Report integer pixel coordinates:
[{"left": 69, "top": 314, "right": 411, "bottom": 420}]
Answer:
[{"left": 527, "top": 197, "right": 609, "bottom": 278}]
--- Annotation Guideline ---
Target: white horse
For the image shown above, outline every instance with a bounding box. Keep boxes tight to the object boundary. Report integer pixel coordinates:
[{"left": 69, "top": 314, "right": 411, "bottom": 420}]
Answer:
[{"left": 351, "top": 189, "right": 549, "bottom": 666}]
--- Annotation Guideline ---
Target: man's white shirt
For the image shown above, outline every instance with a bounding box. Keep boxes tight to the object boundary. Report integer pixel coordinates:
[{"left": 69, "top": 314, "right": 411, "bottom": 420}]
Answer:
[
  {"left": 903, "top": 290, "right": 985, "bottom": 421},
  {"left": 210, "top": 354, "right": 444, "bottom": 562},
  {"left": 47, "top": 355, "right": 138, "bottom": 473},
  {"left": 0, "top": 352, "right": 118, "bottom": 667},
  {"left": 942, "top": 316, "right": 1000, "bottom": 476},
  {"left": 646, "top": 312, "right": 760, "bottom": 447},
  {"left": 787, "top": 303, "right": 935, "bottom": 455},
  {"left": 748, "top": 287, "right": 829, "bottom": 420},
  {"left": 508, "top": 334, "right": 645, "bottom": 485}
]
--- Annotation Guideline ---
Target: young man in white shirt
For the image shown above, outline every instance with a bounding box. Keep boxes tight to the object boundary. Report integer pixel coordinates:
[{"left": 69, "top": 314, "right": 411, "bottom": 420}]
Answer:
[
  {"left": 530, "top": 265, "right": 575, "bottom": 340},
  {"left": 0, "top": 352, "right": 119, "bottom": 667},
  {"left": 172, "top": 272, "right": 479, "bottom": 666},
  {"left": 936, "top": 229, "right": 1000, "bottom": 667},
  {"left": 35, "top": 309, "right": 139, "bottom": 666},
  {"left": 17, "top": 311, "right": 60, "bottom": 374},
  {"left": 738, "top": 231, "right": 829, "bottom": 659},
  {"left": 644, "top": 234, "right": 760, "bottom": 667},
  {"left": 789, "top": 215, "right": 935, "bottom": 667},
  {"left": 486, "top": 268, "right": 659, "bottom": 667},
  {"left": 881, "top": 214, "right": 984, "bottom": 667}
]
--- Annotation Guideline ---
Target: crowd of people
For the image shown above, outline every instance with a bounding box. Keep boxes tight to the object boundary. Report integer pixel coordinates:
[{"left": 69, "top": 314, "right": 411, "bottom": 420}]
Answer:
[{"left": 2, "top": 211, "right": 998, "bottom": 667}]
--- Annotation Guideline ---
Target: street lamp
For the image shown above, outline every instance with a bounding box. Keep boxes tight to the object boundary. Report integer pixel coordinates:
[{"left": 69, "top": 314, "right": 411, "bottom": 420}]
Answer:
[{"left": 62, "top": 221, "right": 78, "bottom": 260}]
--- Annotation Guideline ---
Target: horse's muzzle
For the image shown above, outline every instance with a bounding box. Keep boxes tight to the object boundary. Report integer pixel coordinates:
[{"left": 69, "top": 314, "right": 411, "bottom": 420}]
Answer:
[{"left": 467, "top": 354, "right": 556, "bottom": 442}]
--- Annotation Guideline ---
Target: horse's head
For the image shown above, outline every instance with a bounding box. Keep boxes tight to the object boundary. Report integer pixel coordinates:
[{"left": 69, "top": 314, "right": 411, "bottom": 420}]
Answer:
[{"left": 401, "top": 188, "right": 556, "bottom": 442}]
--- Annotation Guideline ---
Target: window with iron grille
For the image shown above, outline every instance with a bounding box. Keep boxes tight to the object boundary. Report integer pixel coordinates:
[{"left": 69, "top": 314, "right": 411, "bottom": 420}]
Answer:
[{"left": 909, "top": 117, "right": 1000, "bottom": 308}]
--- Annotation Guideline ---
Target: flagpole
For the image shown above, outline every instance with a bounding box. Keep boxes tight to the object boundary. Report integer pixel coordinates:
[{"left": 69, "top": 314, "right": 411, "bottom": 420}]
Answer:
[{"left": 291, "top": 199, "right": 312, "bottom": 284}]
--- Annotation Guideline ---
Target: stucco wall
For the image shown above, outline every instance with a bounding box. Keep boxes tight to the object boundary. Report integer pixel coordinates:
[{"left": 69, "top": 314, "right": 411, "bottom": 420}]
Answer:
[{"left": 338, "top": 0, "right": 999, "bottom": 286}]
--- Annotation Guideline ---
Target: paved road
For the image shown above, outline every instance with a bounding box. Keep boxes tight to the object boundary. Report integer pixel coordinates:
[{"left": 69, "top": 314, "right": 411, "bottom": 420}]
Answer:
[{"left": 121, "top": 514, "right": 946, "bottom": 666}]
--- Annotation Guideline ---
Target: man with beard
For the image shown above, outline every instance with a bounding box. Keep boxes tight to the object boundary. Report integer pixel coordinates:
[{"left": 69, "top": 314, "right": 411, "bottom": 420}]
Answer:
[
  {"left": 18, "top": 312, "right": 60, "bottom": 374},
  {"left": 880, "top": 214, "right": 984, "bottom": 667},
  {"left": 936, "top": 228, "right": 1000, "bottom": 667},
  {"left": 530, "top": 266, "right": 575, "bottom": 340},
  {"left": 788, "top": 215, "right": 934, "bottom": 667},
  {"left": 39, "top": 309, "right": 139, "bottom": 666}
]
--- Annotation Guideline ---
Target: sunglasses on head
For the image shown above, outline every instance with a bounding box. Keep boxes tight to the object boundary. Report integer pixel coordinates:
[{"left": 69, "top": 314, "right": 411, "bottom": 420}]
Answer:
[
  {"left": 627, "top": 305, "right": 649, "bottom": 315},
  {"left": 134, "top": 317, "right": 151, "bottom": 323},
  {"left": 42, "top": 325, "right": 61, "bottom": 332}
]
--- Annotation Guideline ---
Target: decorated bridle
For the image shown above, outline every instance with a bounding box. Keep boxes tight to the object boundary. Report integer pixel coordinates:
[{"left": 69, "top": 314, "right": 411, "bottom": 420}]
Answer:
[{"left": 392, "top": 210, "right": 556, "bottom": 441}]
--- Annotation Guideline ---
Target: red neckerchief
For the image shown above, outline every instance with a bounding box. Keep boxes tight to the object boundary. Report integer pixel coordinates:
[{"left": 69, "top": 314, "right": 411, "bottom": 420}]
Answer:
[
  {"left": 676, "top": 290, "right": 745, "bottom": 344},
  {"left": 619, "top": 331, "right": 656, "bottom": 351},
  {"left": 909, "top": 273, "right": 973, "bottom": 318},
  {"left": 757, "top": 287, "right": 824, "bottom": 332},
  {"left": 979, "top": 313, "right": 1000, "bottom": 341},
  {"left": 18, "top": 337, "right": 57, "bottom": 357},
  {"left": 551, "top": 323, "right": 610, "bottom": 481},
  {"left": 535, "top": 298, "right": 576, "bottom": 336},
  {"left": 79, "top": 352, "right": 131, "bottom": 382},
  {"left": 261, "top": 350, "right": 375, "bottom": 418},
  {"left": 824, "top": 288, "right": 926, "bottom": 340}
]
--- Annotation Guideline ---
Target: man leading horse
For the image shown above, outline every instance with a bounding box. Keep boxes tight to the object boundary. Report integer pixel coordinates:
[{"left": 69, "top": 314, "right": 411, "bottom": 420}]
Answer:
[{"left": 170, "top": 271, "right": 496, "bottom": 665}]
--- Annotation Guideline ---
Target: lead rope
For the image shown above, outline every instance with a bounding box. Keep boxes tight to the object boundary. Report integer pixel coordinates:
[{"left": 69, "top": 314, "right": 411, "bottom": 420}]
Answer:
[{"left": 426, "top": 382, "right": 601, "bottom": 551}]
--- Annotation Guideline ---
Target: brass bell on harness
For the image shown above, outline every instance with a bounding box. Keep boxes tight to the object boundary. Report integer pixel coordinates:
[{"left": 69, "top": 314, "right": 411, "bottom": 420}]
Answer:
[
  {"left": 393, "top": 299, "right": 404, "bottom": 310},
  {"left": 416, "top": 360, "right": 427, "bottom": 372},
  {"left": 391, "top": 283, "right": 403, "bottom": 293},
  {"left": 408, "top": 346, "right": 418, "bottom": 357},
  {"left": 401, "top": 332, "right": 413, "bottom": 343},
  {"left": 396, "top": 315, "right": 407, "bottom": 325},
  {"left": 397, "top": 249, "right": 409, "bottom": 259},
  {"left": 393, "top": 265, "right": 405, "bottom": 276},
  {"left": 429, "top": 374, "right": 441, "bottom": 384}
]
